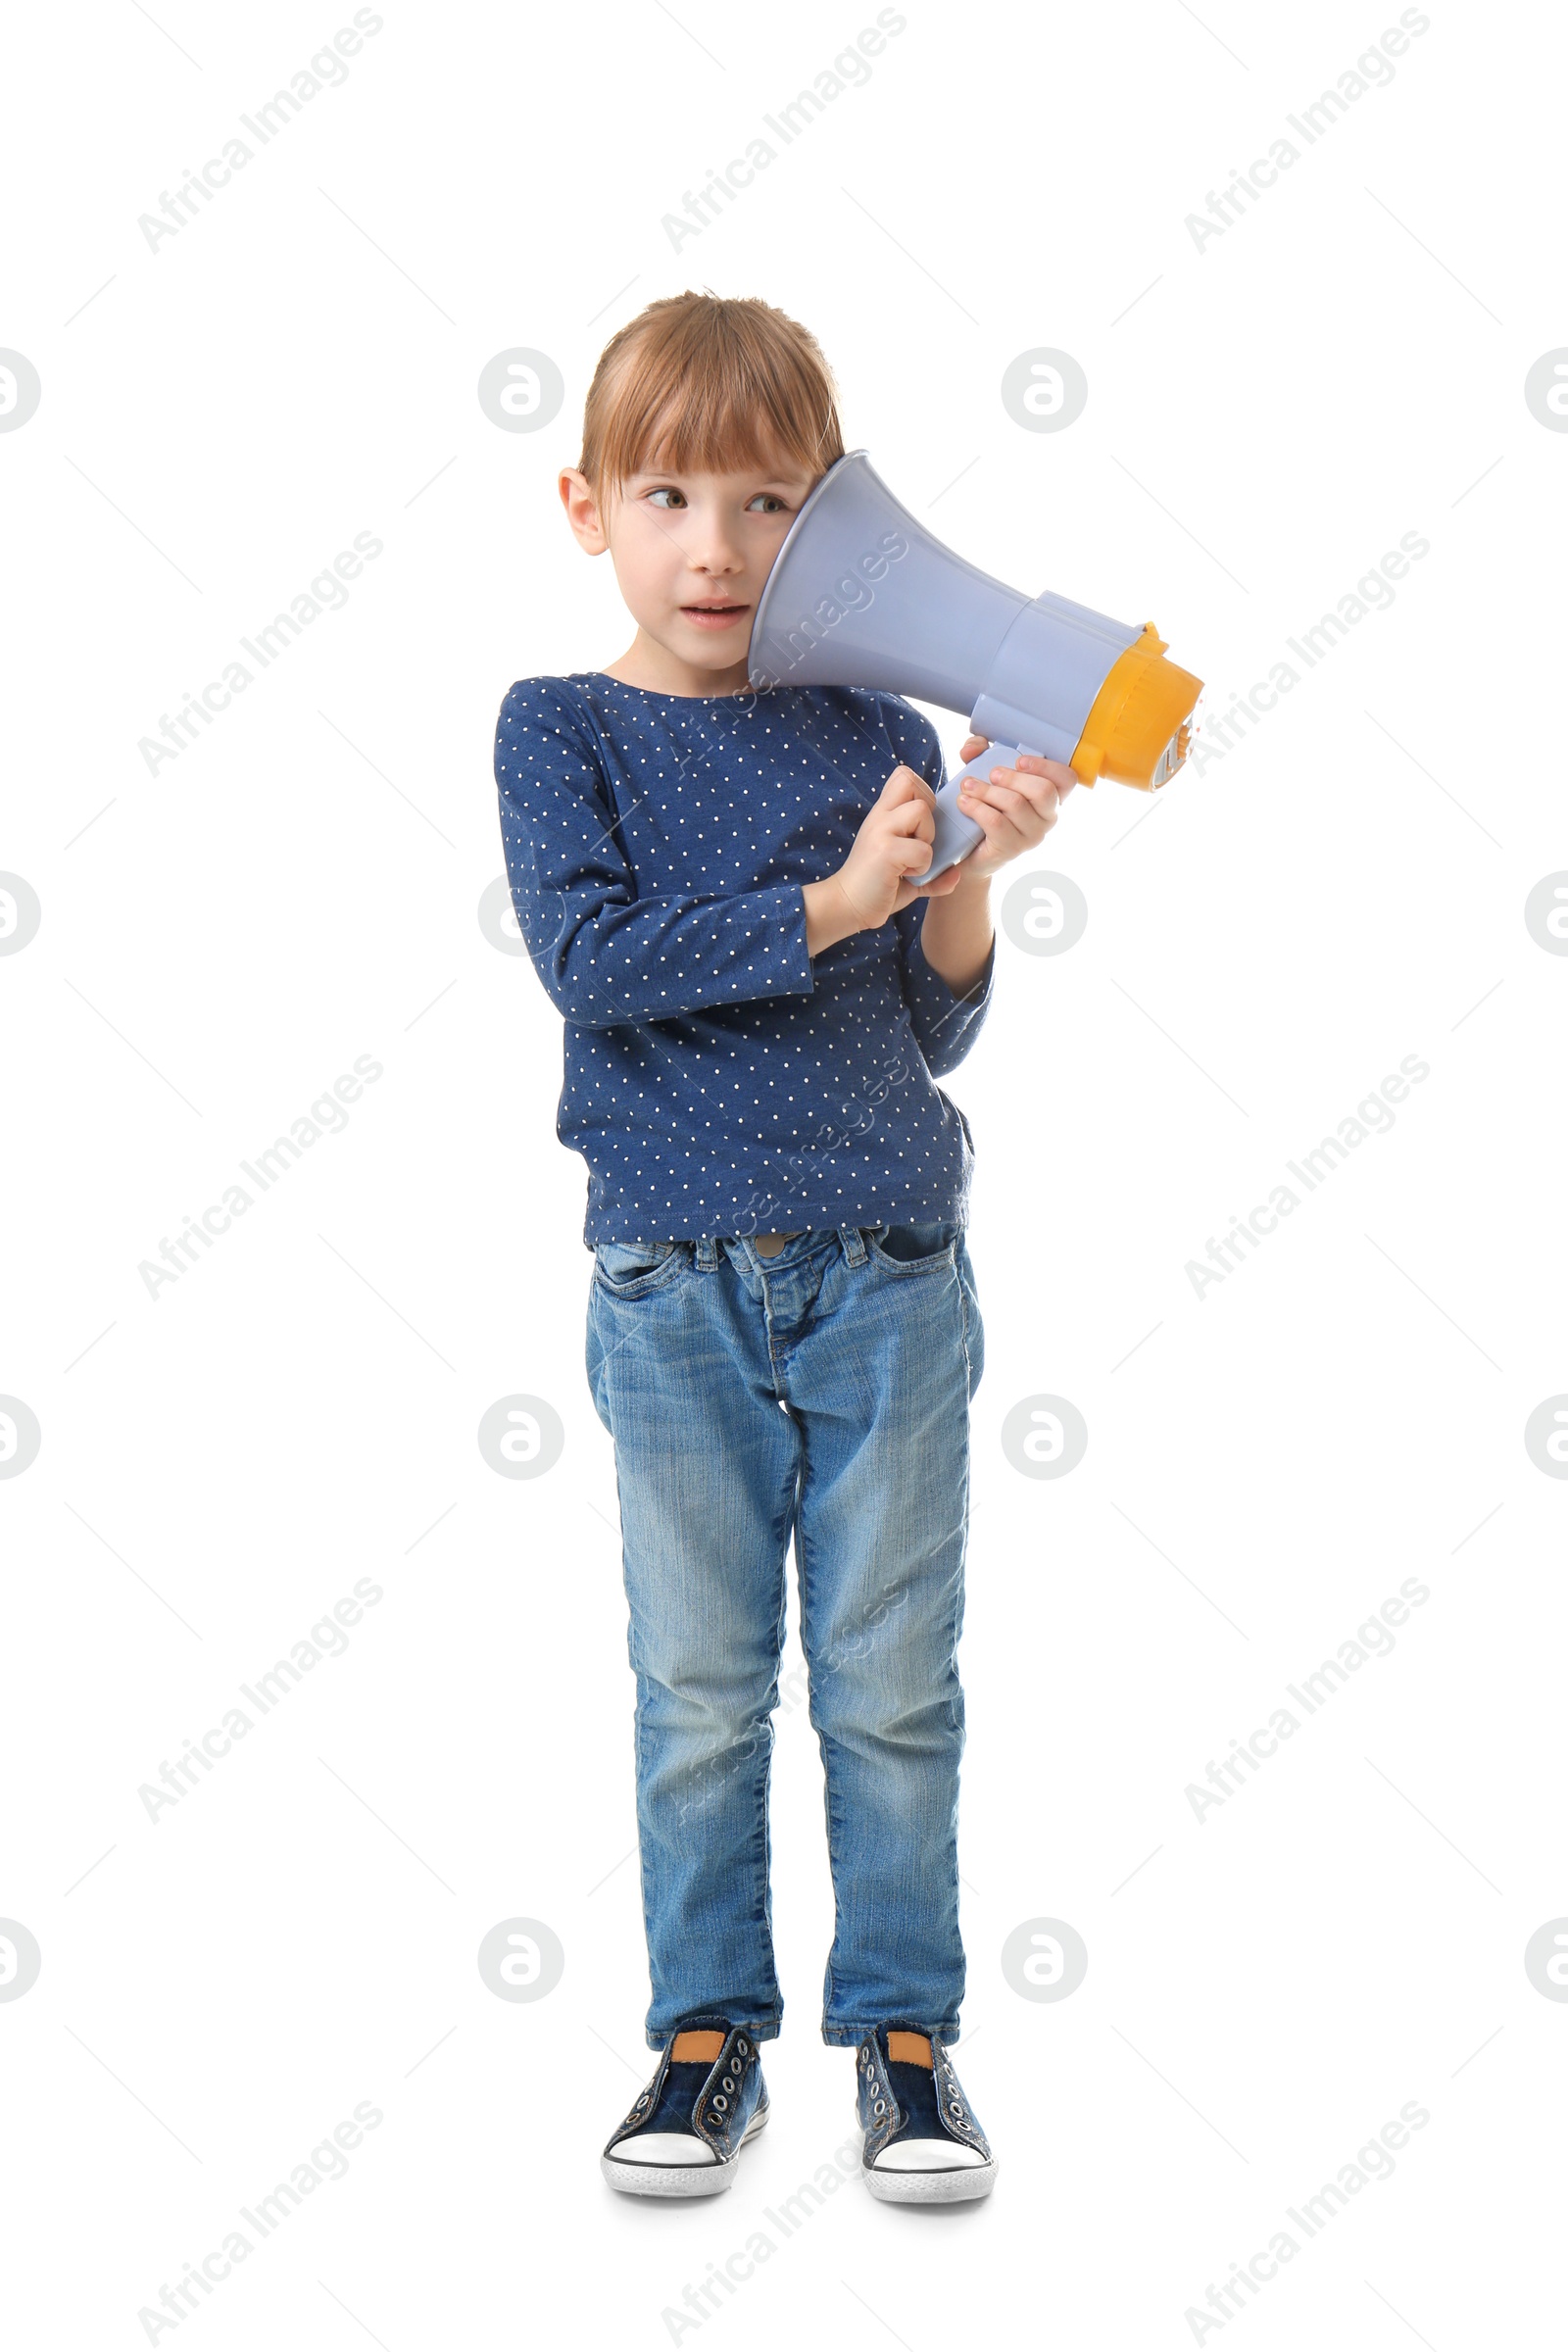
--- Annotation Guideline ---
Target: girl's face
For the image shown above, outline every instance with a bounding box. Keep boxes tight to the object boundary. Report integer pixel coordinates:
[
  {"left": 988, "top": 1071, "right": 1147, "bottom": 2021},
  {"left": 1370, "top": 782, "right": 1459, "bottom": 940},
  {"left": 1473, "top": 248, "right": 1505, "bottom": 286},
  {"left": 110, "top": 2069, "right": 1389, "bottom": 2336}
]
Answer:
[{"left": 561, "top": 451, "right": 817, "bottom": 695}]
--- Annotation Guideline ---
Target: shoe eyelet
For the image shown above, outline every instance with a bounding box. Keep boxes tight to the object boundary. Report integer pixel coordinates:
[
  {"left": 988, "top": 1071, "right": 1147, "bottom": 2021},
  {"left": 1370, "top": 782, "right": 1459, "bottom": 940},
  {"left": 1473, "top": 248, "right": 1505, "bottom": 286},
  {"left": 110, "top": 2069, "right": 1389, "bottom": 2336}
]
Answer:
[
  {"left": 873, "top": 2099, "right": 886, "bottom": 2116},
  {"left": 713, "top": 2093, "right": 728, "bottom": 2112},
  {"left": 950, "top": 2100, "right": 963, "bottom": 2117},
  {"left": 736, "top": 2036, "right": 749, "bottom": 2054},
  {"left": 721, "top": 2077, "right": 734, "bottom": 2092}
]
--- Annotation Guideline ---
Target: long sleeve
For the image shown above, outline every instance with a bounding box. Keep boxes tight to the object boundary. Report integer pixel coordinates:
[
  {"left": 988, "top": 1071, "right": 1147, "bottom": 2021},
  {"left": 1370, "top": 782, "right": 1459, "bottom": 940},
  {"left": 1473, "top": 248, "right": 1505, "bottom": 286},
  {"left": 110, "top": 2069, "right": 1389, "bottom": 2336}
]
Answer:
[
  {"left": 894, "top": 904, "right": 997, "bottom": 1076},
  {"left": 495, "top": 671, "right": 988, "bottom": 1242},
  {"left": 884, "top": 702, "right": 998, "bottom": 1078},
  {"left": 495, "top": 680, "right": 816, "bottom": 1029}
]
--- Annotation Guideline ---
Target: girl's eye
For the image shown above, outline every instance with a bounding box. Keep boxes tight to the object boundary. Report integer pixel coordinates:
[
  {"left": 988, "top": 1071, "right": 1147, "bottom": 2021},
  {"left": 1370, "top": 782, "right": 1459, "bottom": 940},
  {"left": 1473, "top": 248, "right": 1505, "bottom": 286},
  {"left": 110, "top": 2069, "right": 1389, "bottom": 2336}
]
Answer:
[{"left": 642, "top": 487, "right": 791, "bottom": 514}]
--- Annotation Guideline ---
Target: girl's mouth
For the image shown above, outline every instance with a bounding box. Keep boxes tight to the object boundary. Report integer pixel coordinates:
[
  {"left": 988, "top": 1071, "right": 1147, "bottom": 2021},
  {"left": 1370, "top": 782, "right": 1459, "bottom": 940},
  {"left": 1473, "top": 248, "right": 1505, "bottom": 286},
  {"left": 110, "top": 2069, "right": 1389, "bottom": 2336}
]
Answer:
[{"left": 680, "top": 603, "right": 750, "bottom": 631}]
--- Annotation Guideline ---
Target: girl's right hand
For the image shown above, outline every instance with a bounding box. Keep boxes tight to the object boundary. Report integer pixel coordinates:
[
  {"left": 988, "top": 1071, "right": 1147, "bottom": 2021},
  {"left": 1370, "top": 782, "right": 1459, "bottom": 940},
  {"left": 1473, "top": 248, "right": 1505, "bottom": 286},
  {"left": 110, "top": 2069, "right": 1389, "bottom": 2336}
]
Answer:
[{"left": 836, "top": 765, "right": 966, "bottom": 928}]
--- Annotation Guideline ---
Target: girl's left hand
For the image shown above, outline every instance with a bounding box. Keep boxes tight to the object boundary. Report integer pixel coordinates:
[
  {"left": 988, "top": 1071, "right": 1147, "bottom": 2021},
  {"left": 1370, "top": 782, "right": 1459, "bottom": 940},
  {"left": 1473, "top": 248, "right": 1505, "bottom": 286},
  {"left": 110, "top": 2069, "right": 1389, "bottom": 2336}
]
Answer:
[{"left": 952, "top": 733, "right": 1079, "bottom": 879}]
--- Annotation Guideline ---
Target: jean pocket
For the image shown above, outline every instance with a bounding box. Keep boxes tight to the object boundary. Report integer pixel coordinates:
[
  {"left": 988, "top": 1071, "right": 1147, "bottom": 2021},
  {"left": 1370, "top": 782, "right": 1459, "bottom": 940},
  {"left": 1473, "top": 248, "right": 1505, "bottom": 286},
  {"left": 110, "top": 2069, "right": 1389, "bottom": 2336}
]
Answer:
[
  {"left": 592, "top": 1238, "right": 687, "bottom": 1298},
  {"left": 864, "top": 1219, "right": 960, "bottom": 1275}
]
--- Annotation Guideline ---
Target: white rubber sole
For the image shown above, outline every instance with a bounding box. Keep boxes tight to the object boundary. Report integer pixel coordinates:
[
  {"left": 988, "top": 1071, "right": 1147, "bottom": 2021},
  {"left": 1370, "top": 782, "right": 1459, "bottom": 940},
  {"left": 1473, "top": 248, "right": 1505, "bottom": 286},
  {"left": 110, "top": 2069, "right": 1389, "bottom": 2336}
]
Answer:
[
  {"left": 863, "top": 2151, "right": 998, "bottom": 2203},
  {"left": 601, "top": 2101, "right": 769, "bottom": 2197}
]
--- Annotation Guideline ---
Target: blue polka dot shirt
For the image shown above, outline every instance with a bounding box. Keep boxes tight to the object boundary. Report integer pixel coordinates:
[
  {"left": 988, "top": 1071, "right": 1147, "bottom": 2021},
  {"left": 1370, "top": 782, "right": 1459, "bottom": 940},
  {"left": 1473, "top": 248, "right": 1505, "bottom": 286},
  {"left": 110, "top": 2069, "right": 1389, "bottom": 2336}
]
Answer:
[{"left": 493, "top": 673, "right": 996, "bottom": 1248}]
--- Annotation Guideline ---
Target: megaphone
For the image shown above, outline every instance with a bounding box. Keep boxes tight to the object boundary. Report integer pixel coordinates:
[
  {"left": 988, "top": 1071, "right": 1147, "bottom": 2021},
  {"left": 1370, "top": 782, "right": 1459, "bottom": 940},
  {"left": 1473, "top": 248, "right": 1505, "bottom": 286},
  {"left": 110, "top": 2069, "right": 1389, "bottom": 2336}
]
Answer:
[{"left": 747, "top": 450, "right": 1203, "bottom": 886}]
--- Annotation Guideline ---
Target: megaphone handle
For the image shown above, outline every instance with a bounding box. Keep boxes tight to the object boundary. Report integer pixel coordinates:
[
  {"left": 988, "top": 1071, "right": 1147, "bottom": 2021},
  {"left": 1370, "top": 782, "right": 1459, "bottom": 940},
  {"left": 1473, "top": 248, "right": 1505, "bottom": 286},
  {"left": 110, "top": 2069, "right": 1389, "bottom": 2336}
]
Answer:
[{"left": 906, "top": 741, "right": 1030, "bottom": 889}]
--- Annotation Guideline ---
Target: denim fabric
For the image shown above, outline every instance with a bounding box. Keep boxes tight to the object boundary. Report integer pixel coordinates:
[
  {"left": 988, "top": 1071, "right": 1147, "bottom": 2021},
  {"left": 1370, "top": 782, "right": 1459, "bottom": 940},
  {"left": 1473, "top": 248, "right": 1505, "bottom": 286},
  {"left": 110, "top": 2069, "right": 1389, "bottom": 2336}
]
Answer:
[
  {"left": 585, "top": 1219, "right": 984, "bottom": 2048},
  {"left": 605, "top": 2022, "right": 767, "bottom": 2161},
  {"left": 857, "top": 2028, "right": 992, "bottom": 2162}
]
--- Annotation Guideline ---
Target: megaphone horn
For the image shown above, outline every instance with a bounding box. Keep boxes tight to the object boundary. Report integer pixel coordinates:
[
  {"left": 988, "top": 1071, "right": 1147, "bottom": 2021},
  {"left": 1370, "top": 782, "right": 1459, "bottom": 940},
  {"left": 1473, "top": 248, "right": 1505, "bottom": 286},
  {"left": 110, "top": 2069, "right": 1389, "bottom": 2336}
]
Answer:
[{"left": 747, "top": 450, "right": 1202, "bottom": 886}]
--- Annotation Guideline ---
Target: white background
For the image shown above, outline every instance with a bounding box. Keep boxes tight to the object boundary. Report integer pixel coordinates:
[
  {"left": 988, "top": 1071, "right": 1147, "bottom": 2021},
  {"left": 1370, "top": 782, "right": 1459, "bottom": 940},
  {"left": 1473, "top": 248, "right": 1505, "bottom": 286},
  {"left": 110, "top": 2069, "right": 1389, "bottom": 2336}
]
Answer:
[{"left": 4, "top": 1, "right": 1566, "bottom": 2344}]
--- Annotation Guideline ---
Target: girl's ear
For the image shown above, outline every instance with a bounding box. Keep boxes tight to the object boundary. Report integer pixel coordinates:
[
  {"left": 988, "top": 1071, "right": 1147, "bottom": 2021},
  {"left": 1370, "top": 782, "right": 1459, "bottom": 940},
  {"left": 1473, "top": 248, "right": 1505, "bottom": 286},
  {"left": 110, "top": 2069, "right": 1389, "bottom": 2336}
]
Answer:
[{"left": 559, "top": 467, "right": 611, "bottom": 555}]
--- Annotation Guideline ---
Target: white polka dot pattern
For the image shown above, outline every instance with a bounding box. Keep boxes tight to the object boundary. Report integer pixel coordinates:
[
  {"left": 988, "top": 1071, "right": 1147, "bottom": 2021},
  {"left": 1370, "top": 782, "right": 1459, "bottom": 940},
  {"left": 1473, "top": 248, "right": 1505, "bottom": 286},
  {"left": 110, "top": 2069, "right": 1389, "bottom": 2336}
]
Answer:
[{"left": 493, "top": 673, "right": 997, "bottom": 1248}]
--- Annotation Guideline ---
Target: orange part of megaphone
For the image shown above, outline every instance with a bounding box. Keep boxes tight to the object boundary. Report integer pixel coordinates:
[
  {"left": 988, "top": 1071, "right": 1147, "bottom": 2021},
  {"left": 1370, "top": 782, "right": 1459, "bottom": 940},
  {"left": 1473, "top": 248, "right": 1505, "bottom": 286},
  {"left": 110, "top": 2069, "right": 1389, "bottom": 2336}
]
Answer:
[{"left": 1069, "top": 623, "right": 1203, "bottom": 791}]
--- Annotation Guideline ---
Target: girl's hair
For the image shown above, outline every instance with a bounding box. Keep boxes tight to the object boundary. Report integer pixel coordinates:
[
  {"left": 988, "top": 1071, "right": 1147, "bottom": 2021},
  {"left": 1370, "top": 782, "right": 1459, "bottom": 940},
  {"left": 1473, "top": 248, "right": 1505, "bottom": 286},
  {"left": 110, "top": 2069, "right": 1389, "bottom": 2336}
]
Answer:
[{"left": 576, "top": 291, "right": 844, "bottom": 512}]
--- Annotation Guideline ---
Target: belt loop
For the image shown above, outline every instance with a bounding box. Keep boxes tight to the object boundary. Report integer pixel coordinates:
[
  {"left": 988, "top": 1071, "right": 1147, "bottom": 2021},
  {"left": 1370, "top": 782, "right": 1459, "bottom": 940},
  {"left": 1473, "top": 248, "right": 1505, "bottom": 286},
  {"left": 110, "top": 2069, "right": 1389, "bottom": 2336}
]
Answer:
[
  {"left": 838, "top": 1225, "right": 867, "bottom": 1267},
  {"left": 695, "top": 1235, "right": 719, "bottom": 1271}
]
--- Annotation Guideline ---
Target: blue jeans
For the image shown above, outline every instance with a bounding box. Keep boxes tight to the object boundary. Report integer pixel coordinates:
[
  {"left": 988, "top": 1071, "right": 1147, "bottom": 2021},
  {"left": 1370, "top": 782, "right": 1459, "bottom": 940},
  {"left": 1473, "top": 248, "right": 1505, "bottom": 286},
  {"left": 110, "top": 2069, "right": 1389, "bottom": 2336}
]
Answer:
[{"left": 585, "top": 1220, "right": 985, "bottom": 2050}]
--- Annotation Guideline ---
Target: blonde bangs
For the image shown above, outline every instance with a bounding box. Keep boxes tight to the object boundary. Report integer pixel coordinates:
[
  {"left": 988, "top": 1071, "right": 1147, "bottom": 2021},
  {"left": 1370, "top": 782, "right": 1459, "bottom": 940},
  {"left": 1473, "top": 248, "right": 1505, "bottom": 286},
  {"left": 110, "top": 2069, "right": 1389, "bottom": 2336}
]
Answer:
[{"left": 579, "top": 293, "right": 844, "bottom": 507}]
